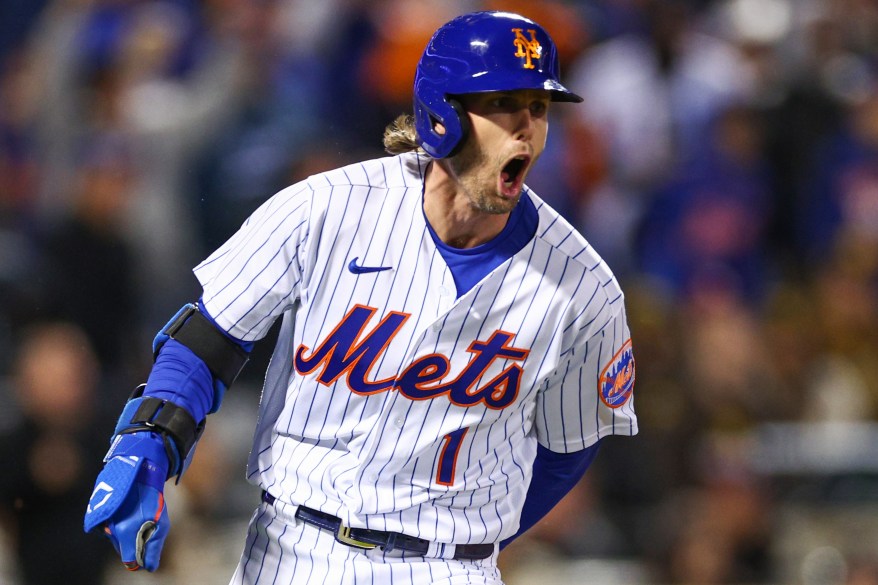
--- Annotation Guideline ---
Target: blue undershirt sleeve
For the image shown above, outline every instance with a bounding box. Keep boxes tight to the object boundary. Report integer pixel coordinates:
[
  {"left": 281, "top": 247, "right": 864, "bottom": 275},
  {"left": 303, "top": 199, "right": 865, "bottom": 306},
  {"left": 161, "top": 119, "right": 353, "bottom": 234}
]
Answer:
[{"left": 500, "top": 440, "right": 602, "bottom": 550}]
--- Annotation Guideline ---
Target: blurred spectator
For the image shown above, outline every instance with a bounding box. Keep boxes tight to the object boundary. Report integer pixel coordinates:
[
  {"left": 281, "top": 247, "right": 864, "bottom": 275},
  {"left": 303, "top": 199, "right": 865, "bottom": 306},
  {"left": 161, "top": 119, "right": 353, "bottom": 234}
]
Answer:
[
  {"left": 749, "top": 0, "right": 848, "bottom": 272},
  {"left": 357, "top": 1, "right": 462, "bottom": 110},
  {"left": 0, "top": 0, "right": 51, "bottom": 63},
  {"left": 800, "top": 89, "right": 878, "bottom": 265},
  {"left": 663, "top": 475, "right": 773, "bottom": 584},
  {"left": 569, "top": 0, "right": 754, "bottom": 274},
  {"left": 680, "top": 279, "right": 783, "bottom": 428},
  {"left": 321, "top": 0, "right": 469, "bottom": 150},
  {"left": 25, "top": 0, "right": 255, "bottom": 327},
  {"left": 0, "top": 53, "right": 41, "bottom": 229},
  {"left": 848, "top": 557, "right": 878, "bottom": 585},
  {"left": 801, "top": 234, "right": 878, "bottom": 421},
  {"left": 637, "top": 103, "right": 774, "bottom": 303},
  {"left": 190, "top": 0, "right": 333, "bottom": 253},
  {"left": 762, "top": 282, "right": 824, "bottom": 421},
  {"left": 0, "top": 53, "right": 43, "bottom": 373},
  {"left": 0, "top": 322, "right": 120, "bottom": 585},
  {"left": 34, "top": 134, "right": 139, "bottom": 373}
]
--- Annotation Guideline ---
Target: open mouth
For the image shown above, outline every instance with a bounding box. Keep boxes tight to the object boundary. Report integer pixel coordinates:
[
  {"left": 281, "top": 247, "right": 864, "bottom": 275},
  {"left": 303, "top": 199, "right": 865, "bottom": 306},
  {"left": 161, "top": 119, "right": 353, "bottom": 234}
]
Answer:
[{"left": 500, "top": 155, "right": 530, "bottom": 197}]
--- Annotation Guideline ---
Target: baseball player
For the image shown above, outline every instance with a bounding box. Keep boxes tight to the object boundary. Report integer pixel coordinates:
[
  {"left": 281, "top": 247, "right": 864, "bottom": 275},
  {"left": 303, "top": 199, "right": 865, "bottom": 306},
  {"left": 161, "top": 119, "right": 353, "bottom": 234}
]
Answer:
[{"left": 84, "top": 11, "right": 638, "bottom": 585}]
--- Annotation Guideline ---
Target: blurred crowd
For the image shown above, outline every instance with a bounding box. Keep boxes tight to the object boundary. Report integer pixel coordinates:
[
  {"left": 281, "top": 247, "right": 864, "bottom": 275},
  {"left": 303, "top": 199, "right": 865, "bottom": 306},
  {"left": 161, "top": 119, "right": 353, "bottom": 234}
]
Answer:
[{"left": 0, "top": 0, "right": 877, "bottom": 584}]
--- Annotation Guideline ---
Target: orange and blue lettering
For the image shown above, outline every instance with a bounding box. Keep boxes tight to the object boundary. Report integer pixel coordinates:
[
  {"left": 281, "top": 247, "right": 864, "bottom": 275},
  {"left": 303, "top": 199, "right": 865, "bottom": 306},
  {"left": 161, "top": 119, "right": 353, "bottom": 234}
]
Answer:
[
  {"left": 294, "top": 306, "right": 529, "bottom": 410},
  {"left": 294, "top": 304, "right": 409, "bottom": 395}
]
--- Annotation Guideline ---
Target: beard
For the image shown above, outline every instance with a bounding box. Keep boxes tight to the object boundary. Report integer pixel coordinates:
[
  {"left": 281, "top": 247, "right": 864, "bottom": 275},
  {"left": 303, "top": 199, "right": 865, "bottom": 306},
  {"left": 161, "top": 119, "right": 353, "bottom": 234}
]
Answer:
[{"left": 447, "top": 139, "right": 522, "bottom": 215}]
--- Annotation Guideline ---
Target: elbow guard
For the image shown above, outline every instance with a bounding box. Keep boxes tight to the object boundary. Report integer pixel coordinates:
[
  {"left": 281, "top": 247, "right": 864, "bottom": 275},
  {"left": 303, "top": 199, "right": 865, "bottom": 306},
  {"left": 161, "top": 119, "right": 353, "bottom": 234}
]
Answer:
[{"left": 154, "top": 303, "right": 250, "bottom": 389}]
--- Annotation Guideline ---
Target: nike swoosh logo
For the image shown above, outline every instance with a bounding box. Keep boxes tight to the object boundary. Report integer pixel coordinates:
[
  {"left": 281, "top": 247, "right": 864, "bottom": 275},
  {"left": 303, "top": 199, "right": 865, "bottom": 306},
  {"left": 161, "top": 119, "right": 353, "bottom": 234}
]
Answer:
[{"left": 348, "top": 257, "right": 393, "bottom": 274}]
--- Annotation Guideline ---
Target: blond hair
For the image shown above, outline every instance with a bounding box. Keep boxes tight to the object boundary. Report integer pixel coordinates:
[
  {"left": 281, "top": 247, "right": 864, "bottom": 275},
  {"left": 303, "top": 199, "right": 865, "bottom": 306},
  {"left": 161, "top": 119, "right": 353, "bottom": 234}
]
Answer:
[{"left": 383, "top": 114, "right": 424, "bottom": 155}]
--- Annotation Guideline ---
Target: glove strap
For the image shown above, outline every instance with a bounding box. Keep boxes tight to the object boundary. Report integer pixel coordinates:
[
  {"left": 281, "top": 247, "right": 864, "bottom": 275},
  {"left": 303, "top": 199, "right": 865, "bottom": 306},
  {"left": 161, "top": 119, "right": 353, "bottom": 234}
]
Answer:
[{"left": 115, "top": 387, "right": 205, "bottom": 479}]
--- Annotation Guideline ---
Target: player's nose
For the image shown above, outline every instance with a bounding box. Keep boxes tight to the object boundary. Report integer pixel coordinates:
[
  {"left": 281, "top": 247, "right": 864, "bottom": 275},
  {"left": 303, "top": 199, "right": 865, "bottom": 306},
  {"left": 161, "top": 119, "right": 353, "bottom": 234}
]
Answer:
[{"left": 513, "top": 109, "right": 535, "bottom": 142}]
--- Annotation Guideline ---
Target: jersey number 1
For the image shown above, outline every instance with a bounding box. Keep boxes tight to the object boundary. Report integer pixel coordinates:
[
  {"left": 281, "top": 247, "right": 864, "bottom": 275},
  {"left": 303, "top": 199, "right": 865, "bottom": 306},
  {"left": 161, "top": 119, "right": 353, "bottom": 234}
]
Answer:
[{"left": 436, "top": 428, "right": 468, "bottom": 486}]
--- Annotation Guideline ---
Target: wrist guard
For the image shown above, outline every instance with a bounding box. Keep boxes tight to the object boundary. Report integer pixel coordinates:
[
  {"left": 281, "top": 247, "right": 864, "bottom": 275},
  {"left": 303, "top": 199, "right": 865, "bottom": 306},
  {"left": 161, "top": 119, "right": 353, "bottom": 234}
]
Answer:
[{"left": 114, "top": 385, "right": 205, "bottom": 480}]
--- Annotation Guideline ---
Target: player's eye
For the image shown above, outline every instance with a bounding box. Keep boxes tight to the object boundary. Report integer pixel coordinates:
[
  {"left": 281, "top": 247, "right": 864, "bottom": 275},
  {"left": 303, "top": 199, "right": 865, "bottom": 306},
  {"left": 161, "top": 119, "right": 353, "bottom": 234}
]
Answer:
[
  {"left": 490, "top": 96, "right": 516, "bottom": 110},
  {"left": 529, "top": 101, "right": 548, "bottom": 117}
]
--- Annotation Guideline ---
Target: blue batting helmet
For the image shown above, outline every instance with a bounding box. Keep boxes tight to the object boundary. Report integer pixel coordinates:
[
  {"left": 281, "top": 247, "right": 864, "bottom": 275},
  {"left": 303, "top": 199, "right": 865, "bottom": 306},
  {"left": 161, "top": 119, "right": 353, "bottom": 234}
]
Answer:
[{"left": 413, "top": 11, "right": 583, "bottom": 159}]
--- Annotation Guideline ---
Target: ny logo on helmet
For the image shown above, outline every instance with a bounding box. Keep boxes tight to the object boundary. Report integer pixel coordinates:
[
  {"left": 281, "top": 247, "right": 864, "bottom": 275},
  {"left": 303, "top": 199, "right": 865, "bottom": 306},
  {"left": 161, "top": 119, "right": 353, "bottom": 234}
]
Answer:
[{"left": 512, "top": 28, "right": 542, "bottom": 69}]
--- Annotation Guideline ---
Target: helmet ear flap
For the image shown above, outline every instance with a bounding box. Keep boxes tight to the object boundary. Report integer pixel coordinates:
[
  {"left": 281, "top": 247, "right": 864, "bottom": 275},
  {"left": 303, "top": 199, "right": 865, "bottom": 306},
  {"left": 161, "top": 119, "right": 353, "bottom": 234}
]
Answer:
[
  {"left": 414, "top": 81, "right": 470, "bottom": 159},
  {"left": 444, "top": 98, "right": 470, "bottom": 158}
]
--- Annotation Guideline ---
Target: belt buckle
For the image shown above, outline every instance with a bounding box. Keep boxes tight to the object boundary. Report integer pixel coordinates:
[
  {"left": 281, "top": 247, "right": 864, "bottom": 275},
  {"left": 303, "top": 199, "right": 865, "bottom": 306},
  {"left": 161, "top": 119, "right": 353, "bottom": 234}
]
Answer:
[{"left": 335, "top": 524, "right": 377, "bottom": 550}]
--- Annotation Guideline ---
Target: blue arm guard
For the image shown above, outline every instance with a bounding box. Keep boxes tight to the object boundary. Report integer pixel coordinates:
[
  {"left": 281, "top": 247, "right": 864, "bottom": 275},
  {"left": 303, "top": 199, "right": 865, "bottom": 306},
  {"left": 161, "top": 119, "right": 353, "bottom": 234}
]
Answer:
[
  {"left": 150, "top": 300, "right": 253, "bottom": 415},
  {"left": 145, "top": 340, "right": 214, "bottom": 425},
  {"left": 500, "top": 440, "right": 602, "bottom": 550},
  {"left": 142, "top": 300, "right": 253, "bottom": 477}
]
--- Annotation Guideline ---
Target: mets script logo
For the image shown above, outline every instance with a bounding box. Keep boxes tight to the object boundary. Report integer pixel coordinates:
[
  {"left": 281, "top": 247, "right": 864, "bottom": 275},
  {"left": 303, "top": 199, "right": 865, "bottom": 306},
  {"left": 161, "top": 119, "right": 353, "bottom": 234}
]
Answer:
[
  {"left": 294, "top": 305, "right": 529, "bottom": 409},
  {"left": 599, "top": 339, "right": 635, "bottom": 408},
  {"left": 512, "top": 28, "right": 542, "bottom": 69}
]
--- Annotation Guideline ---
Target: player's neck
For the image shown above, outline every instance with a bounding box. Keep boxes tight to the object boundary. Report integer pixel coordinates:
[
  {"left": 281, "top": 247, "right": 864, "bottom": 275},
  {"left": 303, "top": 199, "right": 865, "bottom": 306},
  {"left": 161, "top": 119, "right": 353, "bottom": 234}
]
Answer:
[{"left": 423, "top": 160, "right": 510, "bottom": 249}]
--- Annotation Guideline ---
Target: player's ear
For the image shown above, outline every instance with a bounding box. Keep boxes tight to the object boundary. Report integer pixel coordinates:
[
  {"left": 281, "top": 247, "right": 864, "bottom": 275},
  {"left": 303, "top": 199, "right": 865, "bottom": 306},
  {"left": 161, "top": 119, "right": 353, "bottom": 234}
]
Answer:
[{"left": 433, "top": 122, "right": 447, "bottom": 136}]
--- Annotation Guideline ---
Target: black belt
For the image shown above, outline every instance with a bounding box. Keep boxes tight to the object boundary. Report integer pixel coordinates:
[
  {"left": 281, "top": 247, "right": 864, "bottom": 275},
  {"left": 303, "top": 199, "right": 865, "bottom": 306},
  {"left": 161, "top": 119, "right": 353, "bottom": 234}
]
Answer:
[{"left": 261, "top": 490, "right": 494, "bottom": 560}]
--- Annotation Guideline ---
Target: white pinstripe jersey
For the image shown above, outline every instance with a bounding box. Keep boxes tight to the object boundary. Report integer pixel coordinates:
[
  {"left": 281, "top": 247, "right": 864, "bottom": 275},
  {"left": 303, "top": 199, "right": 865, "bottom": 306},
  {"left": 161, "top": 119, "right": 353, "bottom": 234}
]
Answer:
[{"left": 195, "top": 151, "right": 638, "bottom": 545}]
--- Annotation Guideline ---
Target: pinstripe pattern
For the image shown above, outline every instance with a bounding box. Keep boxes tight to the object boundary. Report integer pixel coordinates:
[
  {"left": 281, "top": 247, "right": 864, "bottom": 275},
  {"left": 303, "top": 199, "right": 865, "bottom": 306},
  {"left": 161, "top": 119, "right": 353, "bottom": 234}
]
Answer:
[{"left": 196, "top": 152, "right": 637, "bottom": 582}]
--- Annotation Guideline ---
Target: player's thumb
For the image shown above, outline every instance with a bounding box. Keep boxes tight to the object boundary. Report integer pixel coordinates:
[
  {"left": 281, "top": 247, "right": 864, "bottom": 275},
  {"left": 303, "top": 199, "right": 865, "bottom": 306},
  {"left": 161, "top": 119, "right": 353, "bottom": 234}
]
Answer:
[
  {"left": 135, "top": 484, "right": 170, "bottom": 572},
  {"left": 110, "top": 482, "right": 170, "bottom": 571}
]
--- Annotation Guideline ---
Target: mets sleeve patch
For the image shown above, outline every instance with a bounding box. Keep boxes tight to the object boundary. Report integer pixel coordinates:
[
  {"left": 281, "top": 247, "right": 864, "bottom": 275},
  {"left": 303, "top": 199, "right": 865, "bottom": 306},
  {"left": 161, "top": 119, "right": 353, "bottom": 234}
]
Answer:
[{"left": 598, "top": 339, "right": 635, "bottom": 408}]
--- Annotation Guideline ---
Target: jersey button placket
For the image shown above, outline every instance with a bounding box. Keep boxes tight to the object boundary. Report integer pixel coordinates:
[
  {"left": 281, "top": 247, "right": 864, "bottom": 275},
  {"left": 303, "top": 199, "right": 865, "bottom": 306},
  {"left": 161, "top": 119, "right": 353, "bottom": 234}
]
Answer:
[{"left": 437, "top": 285, "right": 453, "bottom": 315}]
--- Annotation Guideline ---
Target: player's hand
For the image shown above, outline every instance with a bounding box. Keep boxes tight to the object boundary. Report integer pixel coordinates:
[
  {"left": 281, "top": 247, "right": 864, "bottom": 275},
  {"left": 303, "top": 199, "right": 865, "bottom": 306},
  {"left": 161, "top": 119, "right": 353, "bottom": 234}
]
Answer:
[{"left": 84, "top": 432, "right": 171, "bottom": 572}]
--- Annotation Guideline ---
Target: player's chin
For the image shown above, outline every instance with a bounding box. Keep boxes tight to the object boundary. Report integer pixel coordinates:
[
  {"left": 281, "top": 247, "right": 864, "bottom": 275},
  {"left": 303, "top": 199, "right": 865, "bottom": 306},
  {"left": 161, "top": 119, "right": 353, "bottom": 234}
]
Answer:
[{"left": 480, "top": 189, "right": 521, "bottom": 215}]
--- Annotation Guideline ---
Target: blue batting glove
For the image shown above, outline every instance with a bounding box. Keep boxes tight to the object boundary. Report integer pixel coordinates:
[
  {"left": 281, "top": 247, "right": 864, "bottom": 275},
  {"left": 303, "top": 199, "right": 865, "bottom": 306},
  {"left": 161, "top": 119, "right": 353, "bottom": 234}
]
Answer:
[{"left": 84, "top": 432, "right": 171, "bottom": 572}]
